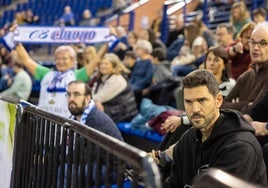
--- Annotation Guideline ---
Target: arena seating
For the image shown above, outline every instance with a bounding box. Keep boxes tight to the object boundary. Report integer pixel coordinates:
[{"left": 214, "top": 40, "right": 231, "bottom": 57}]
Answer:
[{"left": 0, "top": 0, "right": 114, "bottom": 27}]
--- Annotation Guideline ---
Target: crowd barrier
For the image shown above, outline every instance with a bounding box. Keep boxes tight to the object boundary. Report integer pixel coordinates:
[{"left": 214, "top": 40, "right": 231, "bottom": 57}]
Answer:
[{"left": 0, "top": 100, "right": 161, "bottom": 188}]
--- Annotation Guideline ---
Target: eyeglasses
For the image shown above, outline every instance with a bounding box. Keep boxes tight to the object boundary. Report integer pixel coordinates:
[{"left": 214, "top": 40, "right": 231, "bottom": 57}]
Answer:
[
  {"left": 66, "top": 92, "right": 86, "bottom": 98},
  {"left": 248, "top": 40, "right": 268, "bottom": 48}
]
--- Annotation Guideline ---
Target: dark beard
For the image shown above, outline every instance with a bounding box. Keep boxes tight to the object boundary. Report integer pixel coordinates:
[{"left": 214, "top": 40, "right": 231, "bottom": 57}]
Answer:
[
  {"left": 69, "top": 106, "right": 84, "bottom": 116},
  {"left": 68, "top": 100, "right": 87, "bottom": 116}
]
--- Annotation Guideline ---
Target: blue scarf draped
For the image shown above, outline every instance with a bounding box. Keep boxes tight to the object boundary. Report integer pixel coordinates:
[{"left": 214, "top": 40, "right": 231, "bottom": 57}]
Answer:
[
  {"left": 47, "top": 69, "right": 74, "bottom": 92},
  {"left": 71, "top": 100, "right": 95, "bottom": 124}
]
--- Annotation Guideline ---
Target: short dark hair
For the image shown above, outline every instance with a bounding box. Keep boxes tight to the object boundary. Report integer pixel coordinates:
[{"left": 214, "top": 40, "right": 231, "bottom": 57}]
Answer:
[
  {"left": 67, "top": 80, "right": 92, "bottom": 96},
  {"left": 182, "top": 69, "right": 219, "bottom": 96},
  {"left": 151, "top": 47, "right": 166, "bottom": 61},
  {"left": 253, "top": 7, "right": 267, "bottom": 17}
]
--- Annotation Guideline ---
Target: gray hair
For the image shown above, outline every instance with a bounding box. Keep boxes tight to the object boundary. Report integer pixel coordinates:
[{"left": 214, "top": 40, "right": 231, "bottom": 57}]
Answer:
[
  {"left": 55, "top": 45, "right": 77, "bottom": 62},
  {"left": 136, "top": 39, "right": 153, "bottom": 54}
]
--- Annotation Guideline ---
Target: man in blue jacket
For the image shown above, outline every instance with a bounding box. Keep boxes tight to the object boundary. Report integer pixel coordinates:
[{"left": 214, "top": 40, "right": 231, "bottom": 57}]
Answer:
[
  {"left": 163, "top": 69, "right": 267, "bottom": 187},
  {"left": 67, "top": 80, "right": 123, "bottom": 141}
]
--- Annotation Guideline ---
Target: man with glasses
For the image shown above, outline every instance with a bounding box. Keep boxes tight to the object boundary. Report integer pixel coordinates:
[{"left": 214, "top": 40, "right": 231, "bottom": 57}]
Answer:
[
  {"left": 66, "top": 80, "right": 123, "bottom": 140},
  {"left": 221, "top": 22, "right": 268, "bottom": 115},
  {"left": 155, "top": 23, "right": 268, "bottom": 180}
]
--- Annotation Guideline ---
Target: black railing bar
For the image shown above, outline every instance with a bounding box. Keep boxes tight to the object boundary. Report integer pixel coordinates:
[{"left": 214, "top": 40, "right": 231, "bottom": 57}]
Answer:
[{"left": 23, "top": 107, "right": 149, "bottom": 167}]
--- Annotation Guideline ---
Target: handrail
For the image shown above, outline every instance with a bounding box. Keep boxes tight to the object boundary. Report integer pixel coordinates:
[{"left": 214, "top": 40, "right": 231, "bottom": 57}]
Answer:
[{"left": 12, "top": 105, "right": 162, "bottom": 188}]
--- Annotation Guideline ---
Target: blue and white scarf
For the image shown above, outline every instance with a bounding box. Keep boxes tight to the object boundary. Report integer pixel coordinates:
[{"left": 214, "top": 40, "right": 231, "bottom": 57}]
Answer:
[
  {"left": 13, "top": 26, "right": 111, "bottom": 44},
  {"left": 71, "top": 100, "right": 95, "bottom": 124},
  {"left": 47, "top": 69, "right": 73, "bottom": 92}
]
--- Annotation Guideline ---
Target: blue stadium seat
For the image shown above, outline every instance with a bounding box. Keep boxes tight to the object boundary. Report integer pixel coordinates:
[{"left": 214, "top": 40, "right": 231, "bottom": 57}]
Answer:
[{"left": 117, "top": 122, "right": 164, "bottom": 143}]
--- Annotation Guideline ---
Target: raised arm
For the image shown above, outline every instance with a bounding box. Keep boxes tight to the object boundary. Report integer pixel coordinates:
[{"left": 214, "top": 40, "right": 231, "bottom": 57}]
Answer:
[
  {"left": 84, "top": 43, "right": 108, "bottom": 77},
  {"left": 15, "top": 43, "right": 38, "bottom": 75},
  {"left": 84, "top": 27, "right": 118, "bottom": 77},
  {"left": 2, "top": 25, "right": 38, "bottom": 76}
]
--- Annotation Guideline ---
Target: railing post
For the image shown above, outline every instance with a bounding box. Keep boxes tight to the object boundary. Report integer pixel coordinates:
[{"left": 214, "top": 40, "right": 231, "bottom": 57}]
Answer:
[
  {"left": 202, "top": 0, "right": 208, "bottom": 25},
  {"left": 128, "top": 11, "right": 135, "bottom": 31},
  {"left": 160, "top": 3, "right": 169, "bottom": 44}
]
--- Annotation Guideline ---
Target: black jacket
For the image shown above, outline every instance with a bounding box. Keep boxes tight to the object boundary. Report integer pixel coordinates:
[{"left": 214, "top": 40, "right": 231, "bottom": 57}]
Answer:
[{"left": 164, "top": 109, "right": 267, "bottom": 188}]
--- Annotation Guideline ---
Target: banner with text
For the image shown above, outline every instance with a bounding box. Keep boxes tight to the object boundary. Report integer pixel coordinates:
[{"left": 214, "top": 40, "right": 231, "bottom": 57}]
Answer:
[
  {"left": 14, "top": 26, "right": 111, "bottom": 44},
  {"left": 0, "top": 100, "right": 16, "bottom": 188}
]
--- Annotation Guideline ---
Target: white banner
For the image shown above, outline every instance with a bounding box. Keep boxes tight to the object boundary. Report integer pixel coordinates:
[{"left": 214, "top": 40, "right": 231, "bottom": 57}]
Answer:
[
  {"left": 0, "top": 100, "right": 16, "bottom": 188},
  {"left": 14, "top": 26, "right": 111, "bottom": 44}
]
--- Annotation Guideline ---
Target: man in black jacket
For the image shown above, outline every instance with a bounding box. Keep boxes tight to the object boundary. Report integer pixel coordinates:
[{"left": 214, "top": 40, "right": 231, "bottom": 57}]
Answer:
[{"left": 163, "top": 69, "right": 267, "bottom": 188}]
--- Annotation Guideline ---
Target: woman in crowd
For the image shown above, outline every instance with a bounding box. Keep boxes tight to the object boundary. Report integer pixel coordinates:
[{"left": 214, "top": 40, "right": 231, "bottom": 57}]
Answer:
[
  {"left": 204, "top": 45, "right": 236, "bottom": 97},
  {"left": 170, "top": 22, "right": 207, "bottom": 76},
  {"left": 229, "top": 1, "right": 251, "bottom": 38},
  {"left": 176, "top": 45, "right": 235, "bottom": 110},
  {"left": 92, "top": 53, "right": 138, "bottom": 123},
  {"left": 228, "top": 22, "right": 255, "bottom": 80}
]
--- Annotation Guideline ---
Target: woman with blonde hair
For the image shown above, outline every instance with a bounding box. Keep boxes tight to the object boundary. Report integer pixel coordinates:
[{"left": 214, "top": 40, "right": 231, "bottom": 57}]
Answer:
[
  {"left": 92, "top": 53, "right": 137, "bottom": 123},
  {"left": 230, "top": 1, "right": 251, "bottom": 38}
]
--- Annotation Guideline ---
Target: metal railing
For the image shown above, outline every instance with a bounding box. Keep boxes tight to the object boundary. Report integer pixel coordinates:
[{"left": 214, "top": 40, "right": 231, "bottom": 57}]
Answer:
[{"left": 11, "top": 105, "right": 161, "bottom": 188}]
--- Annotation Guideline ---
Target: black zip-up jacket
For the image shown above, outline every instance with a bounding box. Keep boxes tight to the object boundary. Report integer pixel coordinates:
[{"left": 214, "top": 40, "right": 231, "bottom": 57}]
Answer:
[{"left": 164, "top": 109, "right": 267, "bottom": 188}]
